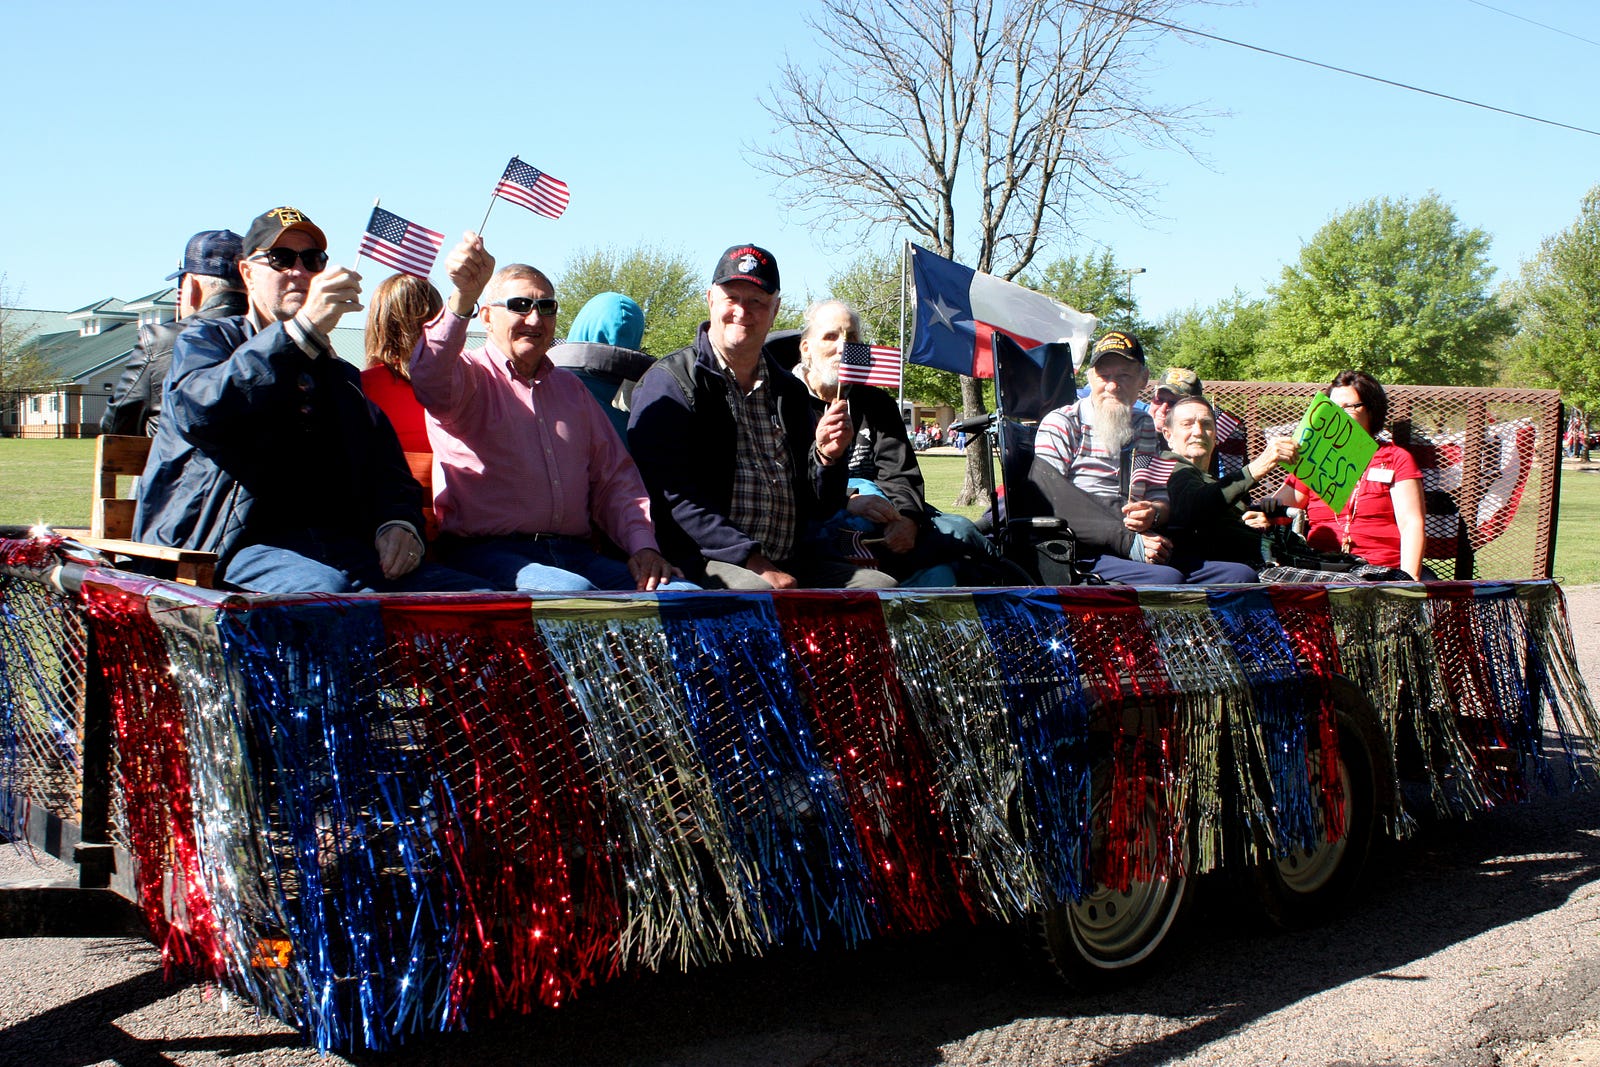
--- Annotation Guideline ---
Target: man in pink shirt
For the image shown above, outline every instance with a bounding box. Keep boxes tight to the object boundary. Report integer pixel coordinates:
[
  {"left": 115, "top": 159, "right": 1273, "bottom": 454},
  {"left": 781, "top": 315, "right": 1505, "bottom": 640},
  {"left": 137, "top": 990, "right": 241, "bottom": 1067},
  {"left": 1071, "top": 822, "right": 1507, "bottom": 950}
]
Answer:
[{"left": 409, "top": 233, "right": 687, "bottom": 592}]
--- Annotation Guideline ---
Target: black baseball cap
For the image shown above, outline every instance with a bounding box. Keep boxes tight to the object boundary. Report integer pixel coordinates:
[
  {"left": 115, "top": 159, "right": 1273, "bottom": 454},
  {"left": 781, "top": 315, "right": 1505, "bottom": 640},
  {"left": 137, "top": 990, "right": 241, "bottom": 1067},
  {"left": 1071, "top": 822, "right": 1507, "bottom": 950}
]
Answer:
[
  {"left": 711, "top": 244, "right": 780, "bottom": 294},
  {"left": 1089, "top": 330, "right": 1146, "bottom": 367},
  {"left": 241, "top": 206, "right": 328, "bottom": 254},
  {"left": 165, "top": 229, "right": 244, "bottom": 284}
]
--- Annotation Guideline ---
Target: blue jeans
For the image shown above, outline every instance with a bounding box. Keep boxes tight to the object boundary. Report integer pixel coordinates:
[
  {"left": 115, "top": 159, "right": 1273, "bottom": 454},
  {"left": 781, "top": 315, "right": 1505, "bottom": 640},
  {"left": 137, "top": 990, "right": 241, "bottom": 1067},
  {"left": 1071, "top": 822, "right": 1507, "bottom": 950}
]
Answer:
[
  {"left": 1088, "top": 553, "right": 1259, "bottom": 587},
  {"left": 442, "top": 534, "right": 697, "bottom": 593},
  {"left": 224, "top": 531, "right": 492, "bottom": 594}
]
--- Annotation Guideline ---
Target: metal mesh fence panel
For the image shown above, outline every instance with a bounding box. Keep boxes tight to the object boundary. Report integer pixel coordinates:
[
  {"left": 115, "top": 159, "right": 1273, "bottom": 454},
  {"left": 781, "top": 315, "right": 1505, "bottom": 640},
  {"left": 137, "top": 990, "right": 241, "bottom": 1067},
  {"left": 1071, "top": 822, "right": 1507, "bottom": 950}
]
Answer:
[
  {"left": 1199, "top": 383, "right": 1561, "bottom": 580},
  {"left": 0, "top": 572, "right": 88, "bottom": 832}
]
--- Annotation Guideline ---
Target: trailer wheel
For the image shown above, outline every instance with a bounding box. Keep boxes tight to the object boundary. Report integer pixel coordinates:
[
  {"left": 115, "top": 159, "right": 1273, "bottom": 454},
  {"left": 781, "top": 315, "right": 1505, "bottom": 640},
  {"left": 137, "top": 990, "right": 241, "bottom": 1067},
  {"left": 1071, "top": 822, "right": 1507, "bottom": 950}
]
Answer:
[
  {"left": 1038, "top": 783, "right": 1190, "bottom": 989},
  {"left": 1253, "top": 696, "right": 1382, "bottom": 930}
]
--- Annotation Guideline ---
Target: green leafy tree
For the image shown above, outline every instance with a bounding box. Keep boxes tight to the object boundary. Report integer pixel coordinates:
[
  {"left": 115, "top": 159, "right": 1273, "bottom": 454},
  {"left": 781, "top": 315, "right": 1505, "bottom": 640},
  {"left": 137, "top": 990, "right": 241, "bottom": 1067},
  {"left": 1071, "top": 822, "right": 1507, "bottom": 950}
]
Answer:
[
  {"left": 1504, "top": 185, "right": 1600, "bottom": 414},
  {"left": 1028, "top": 252, "right": 1140, "bottom": 329},
  {"left": 1256, "top": 193, "right": 1513, "bottom": 385},
  {"left": 555, "top": 245, "right": 705, "bottom": 356},
  {"left": 1155, "top": 290, "right": 1268, "bottom": 382}
]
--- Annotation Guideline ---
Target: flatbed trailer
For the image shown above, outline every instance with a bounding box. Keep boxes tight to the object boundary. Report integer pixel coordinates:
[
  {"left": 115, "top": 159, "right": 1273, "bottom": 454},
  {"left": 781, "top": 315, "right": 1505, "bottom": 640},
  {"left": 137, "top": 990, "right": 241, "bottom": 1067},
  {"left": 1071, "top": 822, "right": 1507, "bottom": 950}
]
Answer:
[{"left": 1, "top": 534, "right": 1595, "bottom": 1053}]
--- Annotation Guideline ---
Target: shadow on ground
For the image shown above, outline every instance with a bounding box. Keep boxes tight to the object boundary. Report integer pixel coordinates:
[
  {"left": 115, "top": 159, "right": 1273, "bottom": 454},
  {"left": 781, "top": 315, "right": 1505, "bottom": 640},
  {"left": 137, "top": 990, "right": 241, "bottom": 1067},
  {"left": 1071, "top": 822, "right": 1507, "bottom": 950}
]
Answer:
[{"left": 2, "top": 791, "right": 1596, "bottom": 1067}]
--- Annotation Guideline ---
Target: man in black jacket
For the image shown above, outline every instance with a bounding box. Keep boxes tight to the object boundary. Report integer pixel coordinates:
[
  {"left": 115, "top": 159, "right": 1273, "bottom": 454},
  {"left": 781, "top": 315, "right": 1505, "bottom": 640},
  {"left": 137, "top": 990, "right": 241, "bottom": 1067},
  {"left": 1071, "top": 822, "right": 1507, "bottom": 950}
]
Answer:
[
  {"left": 101, "top": 230, "right": 247, "bottom": 436},
  {"left": 134, "top": 206, "right": 485, "bottom": 594},
  {"left": 628, "top": 245, "right": 893, "bottom": 589}
]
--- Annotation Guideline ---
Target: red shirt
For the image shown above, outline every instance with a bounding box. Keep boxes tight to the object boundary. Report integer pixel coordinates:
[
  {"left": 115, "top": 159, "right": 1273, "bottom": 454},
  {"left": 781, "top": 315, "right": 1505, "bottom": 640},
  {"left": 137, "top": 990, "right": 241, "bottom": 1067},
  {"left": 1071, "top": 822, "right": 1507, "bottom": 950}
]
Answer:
[
  {"left": 1286, "top": 441, "right": 1421, "bottom": 568},
  {"left": 360, "top": 366, "right": 431, "bottom": 455}
]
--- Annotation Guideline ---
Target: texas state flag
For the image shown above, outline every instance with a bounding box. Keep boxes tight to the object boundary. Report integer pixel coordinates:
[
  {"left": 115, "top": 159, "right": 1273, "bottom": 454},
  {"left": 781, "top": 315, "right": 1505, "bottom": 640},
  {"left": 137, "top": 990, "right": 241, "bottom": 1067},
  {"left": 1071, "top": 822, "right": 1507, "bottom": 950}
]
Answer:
[{"left": 908, "top": 244, "right": 1097, "bottom": 379}]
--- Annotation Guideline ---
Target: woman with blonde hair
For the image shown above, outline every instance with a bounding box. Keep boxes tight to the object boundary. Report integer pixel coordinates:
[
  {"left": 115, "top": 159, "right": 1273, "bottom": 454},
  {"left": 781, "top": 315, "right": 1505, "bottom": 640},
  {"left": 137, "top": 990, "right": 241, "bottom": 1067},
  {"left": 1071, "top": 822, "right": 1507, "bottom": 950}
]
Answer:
[{"left": 360, "top": 273, "right": 443, "bottom": 454}]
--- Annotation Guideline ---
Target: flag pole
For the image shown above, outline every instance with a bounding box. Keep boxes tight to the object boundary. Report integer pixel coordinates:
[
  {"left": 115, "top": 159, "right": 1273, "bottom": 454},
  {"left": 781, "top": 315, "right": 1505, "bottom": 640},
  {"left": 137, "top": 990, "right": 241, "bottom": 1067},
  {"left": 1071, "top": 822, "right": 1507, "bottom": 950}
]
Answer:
[
  {"left": 479, "top": 155, "right": 514, "bottom": 236},
  {"left": 897, "top": 239, "right": 909, "bottom": 412},
  {"left": 352, "top": 196, "right": 378, "bottom": 271}
]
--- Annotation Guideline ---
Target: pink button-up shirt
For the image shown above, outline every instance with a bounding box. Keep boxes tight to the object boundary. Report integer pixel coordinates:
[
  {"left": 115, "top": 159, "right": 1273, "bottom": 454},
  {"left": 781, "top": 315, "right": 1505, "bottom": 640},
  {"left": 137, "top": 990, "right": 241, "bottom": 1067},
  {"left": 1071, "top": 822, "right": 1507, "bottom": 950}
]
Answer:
[{"left": 408, "top": 311, "right": 659, "bottom": 555}]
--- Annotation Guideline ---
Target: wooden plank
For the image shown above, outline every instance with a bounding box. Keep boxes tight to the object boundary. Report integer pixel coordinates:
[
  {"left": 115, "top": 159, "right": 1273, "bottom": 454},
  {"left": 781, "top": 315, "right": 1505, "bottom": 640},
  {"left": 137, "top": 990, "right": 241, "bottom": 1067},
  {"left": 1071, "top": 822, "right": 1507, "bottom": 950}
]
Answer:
[
  {"left": 96, "top": 499, "right": 136, "bottom": 541},
  {"left": 95, "top": 435, "right": 152, "bottom": 477},
  {"left": 91, "top": 435, "right": 153, "bottom": 538}
]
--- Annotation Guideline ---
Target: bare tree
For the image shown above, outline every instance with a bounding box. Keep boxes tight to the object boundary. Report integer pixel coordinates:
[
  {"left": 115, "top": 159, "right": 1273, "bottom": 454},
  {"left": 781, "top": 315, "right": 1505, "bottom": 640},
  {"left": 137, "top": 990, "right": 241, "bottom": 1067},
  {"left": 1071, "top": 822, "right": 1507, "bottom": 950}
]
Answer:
[
  {"left": 755, "top": 0, "right": 1210, "bottom": 504},
  {"left": 0, "top": 275, "right": 54, "bottom": 436}
]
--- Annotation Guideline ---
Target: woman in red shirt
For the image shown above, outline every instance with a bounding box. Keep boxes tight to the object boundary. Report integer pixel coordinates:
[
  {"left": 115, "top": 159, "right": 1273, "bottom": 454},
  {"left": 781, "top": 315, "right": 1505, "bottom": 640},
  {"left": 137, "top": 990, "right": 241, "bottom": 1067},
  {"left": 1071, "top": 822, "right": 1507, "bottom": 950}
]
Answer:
[
  {"left": 1275, "top": 369, "right": 1427, "bottom": 579},
  {"left": 360, "top": 274, "right": 443, "bottom": 455}
]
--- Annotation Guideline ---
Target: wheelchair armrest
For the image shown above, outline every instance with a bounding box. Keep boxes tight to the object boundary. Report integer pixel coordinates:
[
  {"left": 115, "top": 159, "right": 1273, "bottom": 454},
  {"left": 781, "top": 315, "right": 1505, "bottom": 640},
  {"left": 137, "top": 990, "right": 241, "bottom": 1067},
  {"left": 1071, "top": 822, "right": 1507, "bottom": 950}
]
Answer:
[{"left": 1006, "top": 516, "right": 1072, "bottom": 536}]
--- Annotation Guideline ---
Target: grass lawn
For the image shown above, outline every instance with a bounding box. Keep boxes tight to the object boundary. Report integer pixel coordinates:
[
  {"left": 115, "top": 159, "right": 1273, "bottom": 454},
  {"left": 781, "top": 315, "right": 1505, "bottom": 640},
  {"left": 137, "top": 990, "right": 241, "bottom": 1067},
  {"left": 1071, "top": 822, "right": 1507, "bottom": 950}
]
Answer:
[
  {"left": 917, "top": 452, "right": 992, "bottom": 522},
  {"left": 1555, "top": 467, "right": 1600, "bottom": 586},
  {"left": 0, "top": 439, "right": 95, "bottom": 530},
  {"left": 4, "top": 441, "right": 1597, "bottom": 585}
]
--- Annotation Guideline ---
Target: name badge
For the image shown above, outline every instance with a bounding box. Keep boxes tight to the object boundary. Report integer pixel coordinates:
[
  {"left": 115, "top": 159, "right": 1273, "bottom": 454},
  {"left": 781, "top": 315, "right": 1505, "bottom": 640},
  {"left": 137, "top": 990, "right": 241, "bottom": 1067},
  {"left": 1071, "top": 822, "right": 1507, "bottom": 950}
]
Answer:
[{"left": 1367, "top": 468, "right": 1395, "bottom": 485}]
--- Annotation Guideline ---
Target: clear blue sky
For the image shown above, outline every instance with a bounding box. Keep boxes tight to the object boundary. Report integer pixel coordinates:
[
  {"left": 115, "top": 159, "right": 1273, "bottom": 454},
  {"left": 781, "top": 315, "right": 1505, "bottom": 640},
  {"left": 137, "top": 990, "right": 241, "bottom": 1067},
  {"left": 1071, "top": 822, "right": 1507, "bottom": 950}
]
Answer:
[{"left": 3, "top": 0, "right": 1597, "bottom": 331}]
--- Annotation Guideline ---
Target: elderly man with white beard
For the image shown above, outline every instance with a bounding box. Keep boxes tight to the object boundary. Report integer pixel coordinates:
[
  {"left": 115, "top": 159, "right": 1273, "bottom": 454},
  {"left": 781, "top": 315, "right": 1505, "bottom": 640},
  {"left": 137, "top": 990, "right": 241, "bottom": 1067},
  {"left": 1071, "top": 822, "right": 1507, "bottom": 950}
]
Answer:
[{"left": 1031, "top": 331, "right": 1259, "bottom": 586}]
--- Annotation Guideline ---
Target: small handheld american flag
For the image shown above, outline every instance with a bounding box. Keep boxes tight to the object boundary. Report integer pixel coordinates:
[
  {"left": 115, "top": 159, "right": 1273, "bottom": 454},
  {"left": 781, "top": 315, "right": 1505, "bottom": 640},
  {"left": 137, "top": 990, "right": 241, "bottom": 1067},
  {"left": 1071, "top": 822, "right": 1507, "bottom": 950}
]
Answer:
[
  {"left": 836, "top": 528, "right": 882, "bottom": 565},
  {"left": 492, "top": 156, "right": 571, "bottom": 220},
  {"left": 839, "top": 342, "right": 902, "bottom": 390},
  {"left": 356, "top": 207, "right": 444, "bottom": 278},
  {"left": 1128, "top": 455, "right": 1176, "bottom": 501}
]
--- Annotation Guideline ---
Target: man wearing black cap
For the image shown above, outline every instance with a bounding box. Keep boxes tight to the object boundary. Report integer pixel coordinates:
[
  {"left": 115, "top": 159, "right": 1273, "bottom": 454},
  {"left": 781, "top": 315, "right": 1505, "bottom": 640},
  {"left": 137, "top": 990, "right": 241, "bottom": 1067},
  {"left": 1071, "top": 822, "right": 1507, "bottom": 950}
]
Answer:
[
  {"left": 101, "top": 230, "right": 247, "bottom": 436},
  {"left": 628, "top": 244, "right": 894, "bottom": 589},
  {"left": 1029, "top": 331, "right": 1258, "bottom": 585},
  {"left": 134, "top": 206, "right": 483, "bottom": 594}
]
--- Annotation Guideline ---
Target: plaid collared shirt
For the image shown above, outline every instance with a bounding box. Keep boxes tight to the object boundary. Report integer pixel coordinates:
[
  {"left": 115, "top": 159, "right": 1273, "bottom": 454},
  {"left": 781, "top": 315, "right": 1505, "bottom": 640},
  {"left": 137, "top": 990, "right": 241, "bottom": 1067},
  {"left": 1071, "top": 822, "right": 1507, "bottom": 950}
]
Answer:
[{"left": 720, "top": 356, "right": 797, "bottom": 561}]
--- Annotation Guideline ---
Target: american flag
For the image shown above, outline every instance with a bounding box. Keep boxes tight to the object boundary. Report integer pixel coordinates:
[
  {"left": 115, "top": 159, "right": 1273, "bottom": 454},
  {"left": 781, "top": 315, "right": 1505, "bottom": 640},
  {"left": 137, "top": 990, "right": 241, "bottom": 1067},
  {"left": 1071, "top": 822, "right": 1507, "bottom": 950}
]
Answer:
[
  {"left": 356, "top": 207, "right": 444, "bottom": 278},
  {"left": 838, "top": 342, "right": 903, "bottom": 389},
  {"left": 836, "top": 527, "right": 881, "bottom": 565},
  {"left": 493, "top": 156, "right": 570, "bottom": 220},
  {"left": 1129, "top": 455, "right": 1177, "bottom": 499}
]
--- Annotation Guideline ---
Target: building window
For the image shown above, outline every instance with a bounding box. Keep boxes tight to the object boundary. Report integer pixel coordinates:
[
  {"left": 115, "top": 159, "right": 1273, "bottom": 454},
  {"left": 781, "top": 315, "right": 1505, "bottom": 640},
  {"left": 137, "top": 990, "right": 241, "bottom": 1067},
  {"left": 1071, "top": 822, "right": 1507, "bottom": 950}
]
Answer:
[{"left": 30, "top": 397, "right": 41, "bottom": 413}]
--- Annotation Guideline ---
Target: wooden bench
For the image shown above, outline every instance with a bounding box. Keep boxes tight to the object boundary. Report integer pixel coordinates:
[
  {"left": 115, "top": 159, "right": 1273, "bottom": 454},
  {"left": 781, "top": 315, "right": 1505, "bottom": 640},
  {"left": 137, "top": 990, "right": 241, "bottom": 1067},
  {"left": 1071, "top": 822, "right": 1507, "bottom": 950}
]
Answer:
[
  {"left": 79, "top": 435, "right": 219, "bottom": 587},
  {"left": 77, "top": 437, "right": 438, "bottom": 588}
]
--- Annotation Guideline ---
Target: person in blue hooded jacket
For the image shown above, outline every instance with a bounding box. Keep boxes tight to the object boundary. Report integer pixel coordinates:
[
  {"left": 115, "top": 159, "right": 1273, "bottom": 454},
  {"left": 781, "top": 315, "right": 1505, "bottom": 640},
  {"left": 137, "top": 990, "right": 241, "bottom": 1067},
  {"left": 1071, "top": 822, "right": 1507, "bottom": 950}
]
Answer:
[{"left": 549, "top": 292, "right": 655, "bottom": 443}]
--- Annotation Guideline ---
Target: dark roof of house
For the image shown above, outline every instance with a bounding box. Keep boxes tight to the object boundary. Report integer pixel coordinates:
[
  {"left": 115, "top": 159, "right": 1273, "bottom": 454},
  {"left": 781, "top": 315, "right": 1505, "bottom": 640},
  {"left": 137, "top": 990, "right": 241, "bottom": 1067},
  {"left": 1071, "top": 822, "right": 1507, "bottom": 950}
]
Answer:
[
  {"left": 24, "top": 323, "right": 138, "bottom": 384},
  {"left": 124, "top": 288, "right": 178, "bottom": 309},
  {"left": 65, "top": 297, "right": 129, "bottom": 317}
]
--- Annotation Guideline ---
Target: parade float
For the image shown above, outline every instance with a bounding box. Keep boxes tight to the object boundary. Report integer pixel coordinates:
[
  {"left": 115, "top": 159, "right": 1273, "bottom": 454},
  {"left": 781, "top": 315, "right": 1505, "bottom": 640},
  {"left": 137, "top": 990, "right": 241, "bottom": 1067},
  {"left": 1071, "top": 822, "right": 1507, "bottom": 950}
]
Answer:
[{"left": 0, "top": 380, "right": 1595, "bottom": 1053}]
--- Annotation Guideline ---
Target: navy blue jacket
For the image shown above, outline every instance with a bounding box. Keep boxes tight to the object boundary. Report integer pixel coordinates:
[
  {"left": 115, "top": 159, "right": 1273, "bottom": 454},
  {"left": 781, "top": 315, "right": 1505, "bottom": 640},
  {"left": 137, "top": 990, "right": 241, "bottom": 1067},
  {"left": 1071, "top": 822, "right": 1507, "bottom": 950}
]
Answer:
[
  {"left": 132, "top": 315, "right": 423, "bottom": 578},
  {"left": 627, "top": 323, "right": 846, "bottom": 575}
]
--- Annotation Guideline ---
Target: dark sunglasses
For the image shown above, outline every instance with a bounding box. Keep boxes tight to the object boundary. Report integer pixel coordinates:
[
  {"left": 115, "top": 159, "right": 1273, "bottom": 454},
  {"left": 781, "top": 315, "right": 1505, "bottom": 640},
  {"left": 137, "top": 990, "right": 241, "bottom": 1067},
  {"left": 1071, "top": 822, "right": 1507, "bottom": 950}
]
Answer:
[
  {"left": 249, "top": 247, "right": 330, "bottom": 273},
  {"left": 488, "top": 296, "right": 559, "bottom": 317}
]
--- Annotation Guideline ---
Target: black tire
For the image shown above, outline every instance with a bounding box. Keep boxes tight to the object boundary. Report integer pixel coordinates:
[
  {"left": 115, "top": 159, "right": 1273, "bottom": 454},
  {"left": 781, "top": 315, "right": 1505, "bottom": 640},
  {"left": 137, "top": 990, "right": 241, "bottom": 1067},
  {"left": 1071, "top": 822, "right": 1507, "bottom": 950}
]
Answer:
[
  {"left": 1037, "top": 782, "right": 1191, "bottom": 989},
  {"left": 1252, "top": 687, "right": 1386, "bottom": 930}
]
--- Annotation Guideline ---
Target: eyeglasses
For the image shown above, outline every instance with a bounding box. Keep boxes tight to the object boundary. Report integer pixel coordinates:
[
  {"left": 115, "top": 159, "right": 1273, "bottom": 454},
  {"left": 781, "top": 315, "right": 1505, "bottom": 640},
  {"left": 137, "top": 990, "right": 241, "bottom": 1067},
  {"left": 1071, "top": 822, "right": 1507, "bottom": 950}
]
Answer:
[
  {"left": 488, "top": 296, "right": 559, "bottom": 317},
  {"left": 1338, "top": 402, "right": 1366, "bottom": 412},
  {"left": 248, "top": 247, "right": 329, "bottom": 273}
]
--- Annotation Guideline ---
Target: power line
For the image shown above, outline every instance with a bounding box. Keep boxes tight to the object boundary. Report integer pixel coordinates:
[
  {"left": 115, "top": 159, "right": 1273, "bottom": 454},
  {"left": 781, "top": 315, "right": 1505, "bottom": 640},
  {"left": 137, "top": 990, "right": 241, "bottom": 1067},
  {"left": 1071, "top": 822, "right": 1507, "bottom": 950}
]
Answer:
[
  {"left": 1064, "top": 0, "right": 1600, "bottom": 139},
  {"left": 1461, "top": 0, "right": 1600, "bottom": 50}
]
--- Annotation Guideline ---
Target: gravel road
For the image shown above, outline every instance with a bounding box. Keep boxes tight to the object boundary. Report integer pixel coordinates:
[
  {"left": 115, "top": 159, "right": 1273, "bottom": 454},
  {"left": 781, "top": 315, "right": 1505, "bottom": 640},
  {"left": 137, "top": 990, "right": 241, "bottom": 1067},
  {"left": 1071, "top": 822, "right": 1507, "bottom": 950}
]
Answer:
[{"left": 3, "top": 587, "right": 1598, "bottom": 1067}]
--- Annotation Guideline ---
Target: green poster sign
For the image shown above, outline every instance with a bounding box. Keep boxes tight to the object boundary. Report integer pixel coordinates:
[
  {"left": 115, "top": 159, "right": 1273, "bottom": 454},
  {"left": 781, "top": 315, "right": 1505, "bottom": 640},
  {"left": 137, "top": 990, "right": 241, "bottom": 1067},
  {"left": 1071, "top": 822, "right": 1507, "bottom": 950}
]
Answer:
[{"left": 1288, "top": 394, "right": 1378, "bottom": 515}]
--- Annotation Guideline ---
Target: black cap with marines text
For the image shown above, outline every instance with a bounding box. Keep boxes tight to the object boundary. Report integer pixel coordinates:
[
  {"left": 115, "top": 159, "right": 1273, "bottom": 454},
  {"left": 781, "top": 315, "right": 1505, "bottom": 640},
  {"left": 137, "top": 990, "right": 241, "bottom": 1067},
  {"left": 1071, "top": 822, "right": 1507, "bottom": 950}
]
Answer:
[
  {"left": 241, "top": 206, "right": 329, "bottom": 255},
  {"left": 711, "top": 244, "right": 780, "bottom": 294}
]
